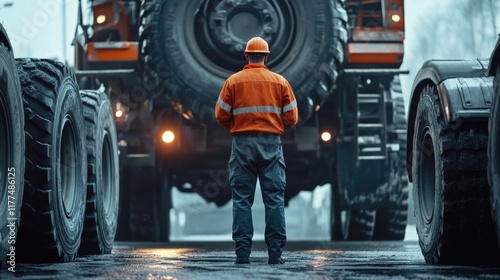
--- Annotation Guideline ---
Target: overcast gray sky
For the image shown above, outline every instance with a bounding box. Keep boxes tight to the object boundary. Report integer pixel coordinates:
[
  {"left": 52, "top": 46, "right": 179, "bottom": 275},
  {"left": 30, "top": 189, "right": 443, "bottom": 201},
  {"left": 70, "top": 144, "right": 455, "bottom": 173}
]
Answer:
[{"left": 0, "top": 0, "right": 78, "bottom": 63}]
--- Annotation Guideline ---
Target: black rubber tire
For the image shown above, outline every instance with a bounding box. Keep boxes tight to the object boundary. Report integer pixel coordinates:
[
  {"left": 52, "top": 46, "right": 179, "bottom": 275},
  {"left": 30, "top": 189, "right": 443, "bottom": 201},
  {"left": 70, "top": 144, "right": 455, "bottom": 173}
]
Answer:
[
  {"left": 330, "top": 175, "right": 342, "bottom": 241},
  {"left": 412, "top": 84, "right": 499, "bottom": 265},
  {"left": 373, "top": 76, "right": 409, "bottom": 241},
  {"left": 158, "top": 172, "right": 172, "bottom": 242},
  {"left": 16, "top": 58, "right": 87, "bottom": 263},
  {"left": 139, "top": 0, "right": 347, "bottom": 124},
  {"left": 0, "top": 26, "right": 24, "bottom": 268},
  {"left": 117, "top": 166, "right": 171, "bottom": 242},
  {"left": 341, "top": 210, "right": 375, "bottom": 241},
  {"left": 79, "top": 90, "right": 119, "bottom": 255},
  {"left": 489, "top": 70, "right": 500, "bottom": 249}
]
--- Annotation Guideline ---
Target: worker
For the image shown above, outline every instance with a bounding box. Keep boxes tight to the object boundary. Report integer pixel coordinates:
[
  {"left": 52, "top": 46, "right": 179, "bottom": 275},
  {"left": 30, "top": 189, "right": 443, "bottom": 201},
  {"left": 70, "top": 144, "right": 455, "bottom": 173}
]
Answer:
[{"left": 215, "top": 37, "right": 298, "bottom": 265}]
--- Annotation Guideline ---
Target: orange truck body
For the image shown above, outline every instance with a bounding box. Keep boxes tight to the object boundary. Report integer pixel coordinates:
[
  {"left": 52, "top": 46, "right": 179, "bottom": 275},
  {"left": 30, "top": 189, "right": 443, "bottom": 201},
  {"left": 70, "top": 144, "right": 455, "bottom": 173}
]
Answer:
[
  {"left": 76, "top": 0, "right": 404, "bottom": 69},
  {"left": 75, "top": 0, "right": 137, "bottom": 65},
  {"left": 86, "top": 42, "right": 138, "bottom": 62},
  {"left": 346, "top": 0, "right": 405, "bottom": 67}
]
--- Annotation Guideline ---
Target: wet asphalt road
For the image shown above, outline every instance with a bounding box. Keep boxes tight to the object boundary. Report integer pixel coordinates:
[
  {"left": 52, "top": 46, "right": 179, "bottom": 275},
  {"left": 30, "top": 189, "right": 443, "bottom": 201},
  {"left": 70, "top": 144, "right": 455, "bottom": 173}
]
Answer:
[{"left": 2, "top": 240, "right": 500, "bottom": 279}]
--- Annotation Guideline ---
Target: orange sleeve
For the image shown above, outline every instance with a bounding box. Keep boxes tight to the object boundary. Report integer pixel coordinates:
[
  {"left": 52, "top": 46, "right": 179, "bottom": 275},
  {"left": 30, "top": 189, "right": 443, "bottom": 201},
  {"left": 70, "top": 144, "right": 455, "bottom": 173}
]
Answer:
[
  {"left": 215, "top": 79, "right": 233, "bottom": 129},
  {"left": 281, "top": 80, "right": 298, "bottom": 129}
]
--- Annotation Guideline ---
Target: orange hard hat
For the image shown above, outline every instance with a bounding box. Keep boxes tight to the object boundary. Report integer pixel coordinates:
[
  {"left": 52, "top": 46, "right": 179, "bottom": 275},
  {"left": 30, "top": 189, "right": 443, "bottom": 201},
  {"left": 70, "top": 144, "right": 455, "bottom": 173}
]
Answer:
[{"left": 244, "top": 37, "right": 270, "bottom": 54}]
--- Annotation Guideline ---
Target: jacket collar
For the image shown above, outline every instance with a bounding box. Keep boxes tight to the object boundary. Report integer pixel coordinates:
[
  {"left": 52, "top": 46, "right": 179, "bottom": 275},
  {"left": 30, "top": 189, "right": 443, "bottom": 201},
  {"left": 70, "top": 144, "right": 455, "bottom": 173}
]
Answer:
[{"left": 243, "top": 64, "right": 269, "bottom": 70}]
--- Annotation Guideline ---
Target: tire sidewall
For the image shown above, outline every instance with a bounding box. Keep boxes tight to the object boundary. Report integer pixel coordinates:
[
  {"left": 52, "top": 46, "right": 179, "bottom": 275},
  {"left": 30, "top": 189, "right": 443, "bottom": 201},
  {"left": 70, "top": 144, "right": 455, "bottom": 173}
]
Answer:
[
  {"left": 412, "top": 91, "right": 443, "bottom": 261},
  {"left": 0, "top": 43, "right": 23, "bottom": 266},
  {"left": 96, "top": 95, "right": 119, "bottom": 249},
  {"left": 52, "top": 76, "right": 86, "bottom": 257},
  {"left": 160, "top": 0, "right": 224, "bottom": 98},
  {"left": 489, "top": 71, "right": 500, "bottom": 245},
  {"left": 340, "top": 211, "right": 351, "bottom": 240}
]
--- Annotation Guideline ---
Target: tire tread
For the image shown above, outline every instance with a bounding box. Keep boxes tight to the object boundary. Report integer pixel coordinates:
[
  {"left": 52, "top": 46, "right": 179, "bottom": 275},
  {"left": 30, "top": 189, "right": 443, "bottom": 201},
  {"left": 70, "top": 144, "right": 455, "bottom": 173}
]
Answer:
[{"left": 16, "top": 58, "right": 85, "bottom": 263}]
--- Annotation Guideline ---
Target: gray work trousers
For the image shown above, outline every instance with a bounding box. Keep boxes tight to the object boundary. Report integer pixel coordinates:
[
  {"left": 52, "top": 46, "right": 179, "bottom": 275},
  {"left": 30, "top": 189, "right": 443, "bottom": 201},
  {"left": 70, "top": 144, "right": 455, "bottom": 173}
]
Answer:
[{"left": 228, "top": 134, "right": 287, "bottom": 259}]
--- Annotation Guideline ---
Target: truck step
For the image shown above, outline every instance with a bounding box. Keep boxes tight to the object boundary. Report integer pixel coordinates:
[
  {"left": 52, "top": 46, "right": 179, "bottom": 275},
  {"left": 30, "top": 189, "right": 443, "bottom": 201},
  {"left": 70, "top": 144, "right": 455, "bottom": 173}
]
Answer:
[
  {"left": 358, "top": 99, "right": 379, "bottom": 104},
  {"left": 358, "top": 93, "right": 381, "bottom": 104},
  {"left": 358, "top": 93, "right": 381, "bottom": 98},
  {"left": 358, "top": 123, "right": 384, "bottom": 129},
  {"left": 75, "top": 69, "right": 136, "bottom": 78},
  {"left": 354, "top": 82, "right": 388, "bottom": 164},
  {"left": 358, "top": 155, "right": 386, "bottom": 160}
]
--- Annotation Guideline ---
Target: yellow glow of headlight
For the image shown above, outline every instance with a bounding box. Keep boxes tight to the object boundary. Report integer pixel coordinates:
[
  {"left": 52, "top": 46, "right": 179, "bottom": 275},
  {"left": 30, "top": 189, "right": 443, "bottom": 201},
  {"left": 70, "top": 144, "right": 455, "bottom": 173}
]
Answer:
[
  {"left": 96, "top": 15, "right": 107, "bottom": 24},
  {"left": 162, "top": 131, "right": 175, "bottom": 144},
  {"left": 115, "top": 110, "right": 123, "bottom": 118},
  {"left": 391, "top": 14, "right": 401, "bottom": 23},
  {"left": 321, "top": 132, "right": 332, "bottom": 142}
]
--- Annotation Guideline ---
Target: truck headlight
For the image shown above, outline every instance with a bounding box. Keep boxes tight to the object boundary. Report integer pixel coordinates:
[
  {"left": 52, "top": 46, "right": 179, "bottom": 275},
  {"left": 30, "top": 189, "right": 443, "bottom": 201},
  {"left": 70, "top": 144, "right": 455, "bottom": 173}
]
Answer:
[
  {"left": 391, "top": 14, "right": 401, "bottom": 23},
  {"left": 321, "top": 132, "right": 332, "bottom": 142},
  {"left": 161, "top": 131, "right": 175, "bottom": 144},
  {"left": 96, "top": 15, "right": 107, "bottom": 25}
]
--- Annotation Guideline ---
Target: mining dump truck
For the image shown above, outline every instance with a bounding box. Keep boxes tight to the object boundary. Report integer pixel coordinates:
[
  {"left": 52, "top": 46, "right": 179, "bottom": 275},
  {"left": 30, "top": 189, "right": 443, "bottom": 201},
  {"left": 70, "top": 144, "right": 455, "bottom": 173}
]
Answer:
[
  {"left": 407, "top": 36, "right": 500, "bottom": 264},
  {"left": 0, "top": 21, "right": 120, "bottom": 266},
  {"left": 73, "top": 0, "right": 408, "bottom": 241}
]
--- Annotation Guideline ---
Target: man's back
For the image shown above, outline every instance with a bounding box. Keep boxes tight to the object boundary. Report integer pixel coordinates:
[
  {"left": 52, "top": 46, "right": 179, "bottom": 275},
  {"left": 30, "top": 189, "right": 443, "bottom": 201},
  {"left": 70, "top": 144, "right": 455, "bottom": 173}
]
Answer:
[{"left": 216, "top": 64, "right": 297, "bottom": 135}]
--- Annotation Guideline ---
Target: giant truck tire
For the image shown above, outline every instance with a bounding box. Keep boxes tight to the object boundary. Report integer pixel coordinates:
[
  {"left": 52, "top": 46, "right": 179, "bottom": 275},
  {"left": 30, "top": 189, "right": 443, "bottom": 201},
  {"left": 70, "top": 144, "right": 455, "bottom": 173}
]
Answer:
[
  {"left": 139, "top": 0, "right": 347, "bottom": 125},
  {"left": 341, "top": 210, "right": 376, "bottom": 241},
  {"left": 0, "top": 27, "right": 24, "bottom": 267},
  {"left": 79, "top": 90, "right": 119, "bottom": 255},
  {"left": 333, "top": 77, "right": 409, "bottom": 242},
  {"left": 412, "top": 84, "right": 499, "bottom": 264},
  {"left": 117, "top": 166, "right": 171, "bottom": 242},
  {"left": 489, "top": 70, "right": 500, "bottom": 248},
  {"left": 333, "top": 141, "right": 378, "bottom": 241},
  {"left": 373, "top": 76, "right": 409, "bottom": 241},
  {"left": 15, "top": 59, "right": 87, "bottom": 263}
]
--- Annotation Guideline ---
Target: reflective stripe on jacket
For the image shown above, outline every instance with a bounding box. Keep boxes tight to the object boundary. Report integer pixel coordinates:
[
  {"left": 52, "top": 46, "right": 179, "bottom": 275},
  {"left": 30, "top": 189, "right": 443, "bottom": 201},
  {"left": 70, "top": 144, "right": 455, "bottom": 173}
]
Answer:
[{"left": 215, "top": 64, "right": 298, "bottom": 135}]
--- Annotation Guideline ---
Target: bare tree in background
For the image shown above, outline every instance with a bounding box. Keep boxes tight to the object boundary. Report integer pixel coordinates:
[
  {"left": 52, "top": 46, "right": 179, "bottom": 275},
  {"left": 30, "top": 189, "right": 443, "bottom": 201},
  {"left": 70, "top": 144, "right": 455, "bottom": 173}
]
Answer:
[
  {"left": 489, "top": 0, "right": 498, "bottom": 38},
  {"left": 401, "top": 0, "right": 500, "bottom": 107},
  {"left": 412, "top": 0, "right": 500, "bottom": 60}
]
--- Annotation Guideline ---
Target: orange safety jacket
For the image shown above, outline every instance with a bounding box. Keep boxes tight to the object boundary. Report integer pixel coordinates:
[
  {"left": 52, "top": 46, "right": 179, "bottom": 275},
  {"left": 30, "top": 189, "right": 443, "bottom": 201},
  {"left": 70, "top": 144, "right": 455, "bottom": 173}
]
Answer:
[{"left": 215, "top": 64, "right": 298, "bottom": 135}]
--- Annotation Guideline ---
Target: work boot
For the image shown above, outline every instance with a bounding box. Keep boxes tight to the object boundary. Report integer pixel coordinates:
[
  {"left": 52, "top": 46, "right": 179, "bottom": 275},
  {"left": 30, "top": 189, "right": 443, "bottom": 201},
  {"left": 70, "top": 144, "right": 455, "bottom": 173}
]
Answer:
[
  {"left": 268, "top": 257, "right": 285, "bottom": 264},
  {"left": 235, "top": 257, "right": 250, "bottom": 264}
]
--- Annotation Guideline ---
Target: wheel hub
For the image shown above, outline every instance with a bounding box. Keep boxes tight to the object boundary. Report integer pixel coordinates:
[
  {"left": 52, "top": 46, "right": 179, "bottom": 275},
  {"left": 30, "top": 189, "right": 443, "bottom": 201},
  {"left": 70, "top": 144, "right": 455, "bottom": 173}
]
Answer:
[
  {"left": 61, "top": 117, "right": 78, "bottom": 218},
  {"left": 102, "top": 132, "right": 114, "bottom": 216},
  {"left": 419, "top": 130, "right": 435, "bottom": 224},
  {"left": 208, "top": 0, "right": 280, "bottom": 55}
]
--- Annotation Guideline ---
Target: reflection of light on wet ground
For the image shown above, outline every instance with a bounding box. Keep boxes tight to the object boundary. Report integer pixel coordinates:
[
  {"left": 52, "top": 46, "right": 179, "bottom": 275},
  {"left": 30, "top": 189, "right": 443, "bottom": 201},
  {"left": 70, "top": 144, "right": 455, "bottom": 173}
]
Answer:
[
  {"left": 133, "top": 248, "right": 196, "bottom": 260},
  {"left": 298, "top": 249, "right": 343, "bottom": 269},
  {"left": 147, "top": 274, "right": 178, "bottom": 280},
  {"left": 305, "top": 249, "right": 342, "bottom": 254},
  {"left": 125, "top": 249, "right": 198, "bottom": 275}
]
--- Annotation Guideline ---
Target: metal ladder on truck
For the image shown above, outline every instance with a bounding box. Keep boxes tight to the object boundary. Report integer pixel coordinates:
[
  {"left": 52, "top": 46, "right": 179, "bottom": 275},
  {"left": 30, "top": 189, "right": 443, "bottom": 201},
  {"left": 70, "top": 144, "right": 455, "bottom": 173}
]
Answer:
[
  {"left": 357, "top": 80, "right": 387, "bottom": 162},
  {"left": 337, "top": 73, "right": 388, "bottom": 165}
]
